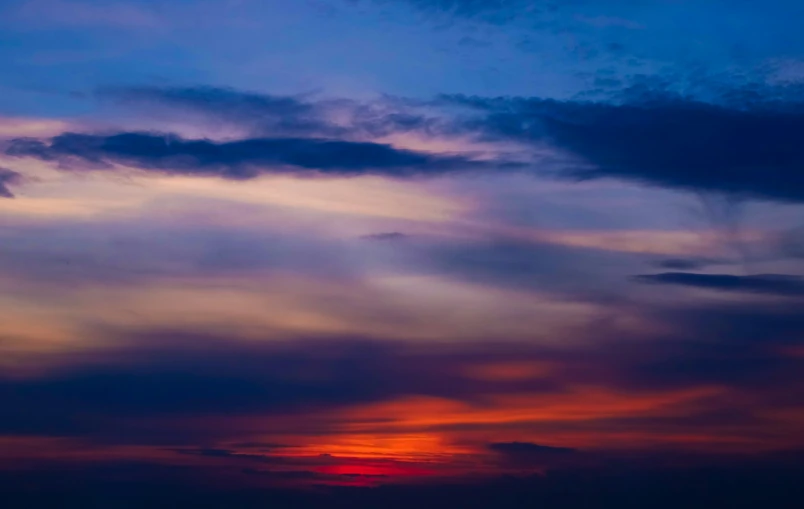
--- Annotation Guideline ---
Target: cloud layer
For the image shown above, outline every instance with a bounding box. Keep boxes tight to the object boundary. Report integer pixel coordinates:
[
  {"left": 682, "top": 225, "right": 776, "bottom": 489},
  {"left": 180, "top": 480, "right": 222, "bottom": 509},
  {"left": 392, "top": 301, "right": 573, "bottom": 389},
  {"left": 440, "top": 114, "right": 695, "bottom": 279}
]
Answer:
[{"left": 449, "top": 92, "right": 804, "bottom": 202}]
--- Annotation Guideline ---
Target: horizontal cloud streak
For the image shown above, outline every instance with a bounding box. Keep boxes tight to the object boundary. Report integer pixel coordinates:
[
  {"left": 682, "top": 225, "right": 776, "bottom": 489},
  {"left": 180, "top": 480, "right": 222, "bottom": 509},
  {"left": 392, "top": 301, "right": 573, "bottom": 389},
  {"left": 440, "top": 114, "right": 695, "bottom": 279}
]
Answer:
[
  {"left": 634, "top": 273, "right": 804, "bottom": 297},
  {"left": 102, "top": 86, "right": 446, "bottom": 140},
  {"left": 6, "top": 132, "right": 490, "bottom": 178}
]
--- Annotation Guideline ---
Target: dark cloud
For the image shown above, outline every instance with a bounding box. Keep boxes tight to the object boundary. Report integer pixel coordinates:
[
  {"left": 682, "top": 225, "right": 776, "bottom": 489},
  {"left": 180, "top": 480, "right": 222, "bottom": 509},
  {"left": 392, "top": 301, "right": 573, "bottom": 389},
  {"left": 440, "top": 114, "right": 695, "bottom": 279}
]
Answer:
[
  {"left": 448, "top": 93, "right": 804, "bottom": 202},
  {"left": 28, "top": 85, "right": 804, "bottom": 204},
  {"left": 489, "top": 442, "right": 576, "bottom": 457},
  {"left": 103, "top": 86, "right": 443, "bottom": 139},
  {"left": 634, "top": 272, "right": 804, "bottom": 297},
  {"left": 6, "top": 132, "right": 487, "bottom": 178},
  {"left": 0, "top": 337, "right": 402, "bottom": 437},
  {"left": 0, "top": 167, "right": 22, "bottom": 198},
  {"left": 87, "top": 85, "right": 804, "bottom": 204},
  {"left": 102, "top": 86, "right": 340, "bottom": 137},
  {"left": 3, "top": 292, "right": 803, "bottom": 442},
  {"left": 109, "top": 86, "right": 316, "bottom": 120},
  {"left": 2, "top": 457, "right": 803, "bottom": 509},
  {"left": 655, "top": 258, "right": 719, "bottom": 271},
  {"left": 0, "top": 334, "right": 511, "bottom": 440},
  {"left": 172, "top": 448, "right": 288, "bottom": 464},
  {"left": 488, "top": 441, "right": 579, "bottom": 469}
]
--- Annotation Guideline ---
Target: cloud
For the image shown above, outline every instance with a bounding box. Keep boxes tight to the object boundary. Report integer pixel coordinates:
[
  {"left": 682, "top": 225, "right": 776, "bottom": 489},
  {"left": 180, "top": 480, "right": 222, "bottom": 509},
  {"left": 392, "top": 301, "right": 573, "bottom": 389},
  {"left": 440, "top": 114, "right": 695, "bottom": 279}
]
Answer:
[
  {"left": 0, "top": 334, "right": 488, "bottom": 439},
  {"left": 488, "top": 442, "right": 578, "bottom": 469},
  {"left": 6, "top": 132, "right": 490, "bottom": 178},
  {"left": 0, "top": 221, "right": 355, "bottom": 286},
  {"left": 3, "top": 455, "right": 803, "bottom": 509},
  {"left": 83, "top": 85, "right": 804, "bottom": 207},
  {"left": 101, "top": 86, "right": 443, "bottom": 139},
  {"left": 172, "top": 447, "right": 286, "bottom": 464},
  {"left": 360, "top": 232, "right": 409, "bottom": 241},
  {"left": 0, "top": 167, "right": 22, "bottom": 198},
  {"left": 634, "top": 273, "right": 804, "bottom": 297},
  {"left": 778, "top": 226, "right": 804, "bottom": 259},
  {"left": 425, "top": 237, "right": 638, "bottom": 301},
  {"left": 103, "top": 86, "right": 339, "bottom": 137},
  {"left": 489, "top": 441, "right": 575, "bottom": 457},
  {"left": 655, "top": 258, "right": 720, "bottom": 271},
  {"left": 3, "top": 292, "right": 803, "bottom": 443},
  {"left": 448, "top": 93, "right": 804, "bottom": 202}
]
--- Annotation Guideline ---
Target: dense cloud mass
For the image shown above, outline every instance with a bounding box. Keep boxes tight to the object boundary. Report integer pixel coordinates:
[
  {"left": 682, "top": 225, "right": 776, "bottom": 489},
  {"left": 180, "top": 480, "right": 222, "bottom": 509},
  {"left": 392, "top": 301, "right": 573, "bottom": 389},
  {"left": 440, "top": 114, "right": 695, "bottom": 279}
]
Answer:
[{"left": 448, "top": 93, "right": 804, "bottom": 202}]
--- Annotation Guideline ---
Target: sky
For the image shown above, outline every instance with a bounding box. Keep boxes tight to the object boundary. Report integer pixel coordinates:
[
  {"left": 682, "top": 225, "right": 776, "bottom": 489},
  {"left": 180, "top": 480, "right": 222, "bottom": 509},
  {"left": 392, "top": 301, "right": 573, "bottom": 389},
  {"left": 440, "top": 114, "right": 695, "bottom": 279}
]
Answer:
[{"left": 1, "top": 1, "right": 804, "bottom": 507}]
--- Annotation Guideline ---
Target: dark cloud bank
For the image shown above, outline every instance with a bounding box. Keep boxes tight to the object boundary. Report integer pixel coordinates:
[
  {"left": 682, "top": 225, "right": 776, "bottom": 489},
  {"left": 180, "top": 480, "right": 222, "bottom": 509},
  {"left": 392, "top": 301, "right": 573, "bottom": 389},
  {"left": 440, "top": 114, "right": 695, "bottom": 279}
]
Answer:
[
  {"left": 8, "top": 84, "right": 804, "bottom": 205},
  {"left": 3, "top": 293, "right": 803, "bottom": 439},
  {"left": 1, "top": 292, "right": 803, "bottom": 507},
  {"left": 2, "top": 452, "right": 803, "bottom": 509},
  {"left": 447, "top": 91, "right": 804, "bottom": 202},
  {"left": 5, "top": 132, "right": 486, "bottom": 178}
]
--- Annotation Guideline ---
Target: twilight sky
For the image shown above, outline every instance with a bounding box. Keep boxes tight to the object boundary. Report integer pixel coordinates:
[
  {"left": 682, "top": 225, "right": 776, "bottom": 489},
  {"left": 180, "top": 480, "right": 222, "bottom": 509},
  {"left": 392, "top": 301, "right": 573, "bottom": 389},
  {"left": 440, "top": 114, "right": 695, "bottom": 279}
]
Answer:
[{"left": 1, "top": 1, "right": 803, "bottom": 507}]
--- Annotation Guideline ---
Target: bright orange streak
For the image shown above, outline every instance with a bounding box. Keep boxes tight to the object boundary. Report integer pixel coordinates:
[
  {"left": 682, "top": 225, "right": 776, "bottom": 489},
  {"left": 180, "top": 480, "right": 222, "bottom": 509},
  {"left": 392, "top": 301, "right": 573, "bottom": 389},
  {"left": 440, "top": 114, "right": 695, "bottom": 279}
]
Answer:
[{"left": 275, "top": 434, "right": 473, "bottom": 462}]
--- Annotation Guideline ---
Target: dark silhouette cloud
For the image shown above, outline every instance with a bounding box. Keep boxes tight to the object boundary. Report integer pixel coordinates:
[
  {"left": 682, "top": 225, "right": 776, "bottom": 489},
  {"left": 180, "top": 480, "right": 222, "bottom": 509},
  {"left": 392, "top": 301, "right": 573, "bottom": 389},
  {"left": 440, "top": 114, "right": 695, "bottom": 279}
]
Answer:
[
  {"left": 488, "top": 442, "right": 578, "bottom": 468},
  {"left": 634, "top": 272, "right": 804, "bottom": 297},
  {"left": 6, "top": 132, "right": 487, "bottom": 178},
  {"left": 489, "top": 441, "right": 576, "bottom": 456},
  {"left": 448, "top": 93, "right": 804, "bottom": 202},
  {"left": 172, "top": 447, "right": 289, "bottom": 464},
  {"left": 0, "top": 167, "right": 22, "bottom": 198}
]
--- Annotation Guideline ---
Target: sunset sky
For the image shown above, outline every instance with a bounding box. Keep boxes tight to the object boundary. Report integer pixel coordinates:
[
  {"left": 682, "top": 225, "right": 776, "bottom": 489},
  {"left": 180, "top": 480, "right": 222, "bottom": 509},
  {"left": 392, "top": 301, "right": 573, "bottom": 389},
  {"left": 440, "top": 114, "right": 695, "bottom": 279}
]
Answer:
[{"left": 1, "top": 1, "right": 803, "bottom": 507}]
